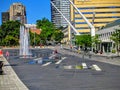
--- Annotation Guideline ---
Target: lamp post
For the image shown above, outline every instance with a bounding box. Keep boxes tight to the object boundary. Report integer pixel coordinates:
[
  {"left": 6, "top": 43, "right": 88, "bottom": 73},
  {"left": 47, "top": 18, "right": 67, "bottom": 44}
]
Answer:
[
  {"left": 34, "top": 32, "right": 35, "bottom": 47},
  {"left": 33, "top": 24, "right": 36, "bottom": 47},
  {"left": 66, "top": 0, "right": 95, "bottom": 52}
]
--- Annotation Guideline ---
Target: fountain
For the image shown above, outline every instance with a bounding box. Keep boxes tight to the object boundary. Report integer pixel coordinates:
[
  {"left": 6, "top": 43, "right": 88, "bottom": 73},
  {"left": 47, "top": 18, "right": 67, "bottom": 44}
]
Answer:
[{"left": 19, "top": 25, "right": 32, "bottom": 57}]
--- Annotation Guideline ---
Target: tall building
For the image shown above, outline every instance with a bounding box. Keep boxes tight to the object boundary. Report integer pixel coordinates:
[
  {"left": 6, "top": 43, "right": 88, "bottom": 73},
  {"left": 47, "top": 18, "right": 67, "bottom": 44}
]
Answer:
[
  {"left": 9, "top": 3, "right": 27, "bottom": 24},
  {"left": 1, "top": 12, "right": 9, "bottom": 23},
  {"left": 51, "top": 0, "right": 70, "bottom": 28},
  {"left": 70, "top": 0, "right": 120, "bottom": 34},
  {"left": 1, "top": 3, "right": 27, "bottom": 24}
]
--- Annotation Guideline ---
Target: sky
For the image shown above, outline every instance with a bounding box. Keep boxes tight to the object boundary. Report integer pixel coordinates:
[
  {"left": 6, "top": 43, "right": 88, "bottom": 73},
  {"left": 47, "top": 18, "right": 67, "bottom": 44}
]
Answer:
[{"left": 0, "top": 0, "right": 51, "bottom": 25}]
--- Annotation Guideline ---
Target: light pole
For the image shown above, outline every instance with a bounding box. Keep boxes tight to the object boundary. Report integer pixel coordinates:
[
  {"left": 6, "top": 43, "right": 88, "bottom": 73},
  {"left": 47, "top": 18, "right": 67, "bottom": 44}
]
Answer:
[
  {"left": 66, "top": 0, "right": 96, "bottom": 51},
  {"left": 34, "top": 32, "right": 35, "bottom": 47},
  {"left": 33, "top": 24, "right": 36, "bottom": 47},
  {"left": 66, "top": 0, "right": 95, "bottom": 37},
  {"left": 50, "top": 1, "right": 79, "bottom": 35}
]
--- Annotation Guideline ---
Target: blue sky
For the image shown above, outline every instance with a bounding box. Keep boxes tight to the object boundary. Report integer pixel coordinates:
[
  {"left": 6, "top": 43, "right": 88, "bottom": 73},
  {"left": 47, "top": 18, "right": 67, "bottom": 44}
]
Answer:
[{"left": 0, "top": 0, "right": 51, "bottom": 25}]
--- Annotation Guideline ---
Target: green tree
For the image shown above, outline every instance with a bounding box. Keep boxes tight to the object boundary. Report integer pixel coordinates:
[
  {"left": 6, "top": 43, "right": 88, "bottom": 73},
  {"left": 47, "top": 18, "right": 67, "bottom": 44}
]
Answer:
[
  {"left": 36, "top": 18, "right": 64, "bottom": 45},
  {"left": 0, "top": 20, "right": 21, "bottom": 46},
  {"left": 110, "top": 29, "right": 120, "bottom": 55},
  {"left": 92, "top": 34, "right": 101, "bottom": 50},
  {"left": 75, "top": 34, "right": 92, "bottom": 48},
  {"left": 52, "top": 29, "right": 64, "bottom": 43},
  {"left": 36, "top": 18, "right": 55, "bottom": 44}
]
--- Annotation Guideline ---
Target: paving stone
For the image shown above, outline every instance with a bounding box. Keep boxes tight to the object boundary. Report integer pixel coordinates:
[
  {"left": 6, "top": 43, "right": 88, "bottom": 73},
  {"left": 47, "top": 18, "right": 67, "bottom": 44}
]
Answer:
[{"left": 0, "top": 56, "right": 29, "bottom": 90}]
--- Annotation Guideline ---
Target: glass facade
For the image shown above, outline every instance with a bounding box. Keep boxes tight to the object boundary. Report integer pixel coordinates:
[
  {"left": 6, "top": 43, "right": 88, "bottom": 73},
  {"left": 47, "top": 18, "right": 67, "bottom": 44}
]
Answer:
[{"left": 51, "top": 0, "right": 70, "bottom": 28}]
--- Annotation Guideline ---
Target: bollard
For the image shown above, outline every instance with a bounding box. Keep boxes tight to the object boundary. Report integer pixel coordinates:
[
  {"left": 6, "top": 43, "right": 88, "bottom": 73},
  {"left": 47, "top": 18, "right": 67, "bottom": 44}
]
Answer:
[
  {"left": 89, "top": 54, "right": 91, "bottom": 58},
  {"left": 82, "top": 54, "right": 84, "bottom": 60},
  {"left": 0, "top": 49, "right": 3, "bottom": 56},
  {"left": 0, "top": 61, "right": 4, "bottom": 74}
]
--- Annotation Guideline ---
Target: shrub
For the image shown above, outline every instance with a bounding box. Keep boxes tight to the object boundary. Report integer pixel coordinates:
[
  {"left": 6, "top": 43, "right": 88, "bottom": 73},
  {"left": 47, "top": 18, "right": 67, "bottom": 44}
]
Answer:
[{"left": 112, "top": 49, "right": 116, "bottom": 53}]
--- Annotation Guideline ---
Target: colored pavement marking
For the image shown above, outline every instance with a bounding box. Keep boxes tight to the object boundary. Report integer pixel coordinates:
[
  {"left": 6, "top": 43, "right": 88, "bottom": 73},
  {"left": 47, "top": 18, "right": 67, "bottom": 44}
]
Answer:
[
  {"left": 42, "top": 62, "right": 51, "bottom": 67},
  {"left": 82, "top": 63, "right": 88, "bottom": 69},
  {"left": 92, "top": 64, "right": 102, "bottom": 71}
]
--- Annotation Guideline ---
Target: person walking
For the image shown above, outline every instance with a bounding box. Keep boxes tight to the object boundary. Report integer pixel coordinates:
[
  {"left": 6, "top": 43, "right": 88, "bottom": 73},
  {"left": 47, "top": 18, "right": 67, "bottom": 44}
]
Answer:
[{"left": 5, "top": 51, "right": 10, "bottom": 60}]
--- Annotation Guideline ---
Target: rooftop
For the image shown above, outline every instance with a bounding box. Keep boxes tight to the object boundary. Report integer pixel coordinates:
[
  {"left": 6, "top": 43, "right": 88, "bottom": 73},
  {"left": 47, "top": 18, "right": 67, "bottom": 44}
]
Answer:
[{"left": 103, "top": 19, "right": 120, "bottom": 29}]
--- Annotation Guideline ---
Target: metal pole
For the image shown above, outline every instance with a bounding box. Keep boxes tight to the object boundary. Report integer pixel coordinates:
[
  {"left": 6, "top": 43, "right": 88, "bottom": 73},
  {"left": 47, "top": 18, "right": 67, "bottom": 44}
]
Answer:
[
  {"left": 92, "top": 12, "right": 95, "bottom": 25},
  {"left": 66, "top": 0, "right": 96, "bottom": 52},
  {"left": 34, "top": 32, "right": 35, "bottom": 47},
  {"left": 67, "top": 0, "right": 95, "bottom": 36}
]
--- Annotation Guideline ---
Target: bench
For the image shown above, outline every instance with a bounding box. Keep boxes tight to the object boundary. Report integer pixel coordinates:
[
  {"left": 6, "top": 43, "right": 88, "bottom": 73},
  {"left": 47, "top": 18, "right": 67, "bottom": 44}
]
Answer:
[{"left": 0, "top": 61, "right": 4, "bottom": 74}]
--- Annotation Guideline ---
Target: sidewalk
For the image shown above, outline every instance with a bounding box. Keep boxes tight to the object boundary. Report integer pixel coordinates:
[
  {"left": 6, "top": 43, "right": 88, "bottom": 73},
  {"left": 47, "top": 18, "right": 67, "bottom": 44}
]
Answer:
[
  {"left": 58, "top": 46, "right": 120, "bottom": 66},
  {"left": 89, "top": 53, "right": 120, "bottom": 66},
  {"left": 0, "top": 56, "right": 28, "bottom": 90}
]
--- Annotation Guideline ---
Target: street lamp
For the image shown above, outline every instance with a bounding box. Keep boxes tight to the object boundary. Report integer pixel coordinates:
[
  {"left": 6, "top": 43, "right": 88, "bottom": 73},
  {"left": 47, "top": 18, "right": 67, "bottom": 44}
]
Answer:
[
  {"left": 34, "top": 31, "right": 35, "bottom": 47},
  {"left": 33, "top": 24, "right": 36, "bottom": 47}
]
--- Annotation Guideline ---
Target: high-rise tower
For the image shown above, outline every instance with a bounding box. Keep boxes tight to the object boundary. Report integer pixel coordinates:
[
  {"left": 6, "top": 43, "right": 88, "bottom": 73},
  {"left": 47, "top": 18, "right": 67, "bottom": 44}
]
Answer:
[
  {"left": 51, "top": 0, "right": 70, "bottom": 28},
  {"left": 9, "top": 3, "right": 27, "bottom": 24}
]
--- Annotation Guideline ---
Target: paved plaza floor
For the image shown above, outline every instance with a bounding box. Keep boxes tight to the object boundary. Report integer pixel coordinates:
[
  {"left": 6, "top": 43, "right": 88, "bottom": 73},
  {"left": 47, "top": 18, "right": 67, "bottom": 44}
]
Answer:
[
  {"left": 0, "top": 56, "right": 28, "bottom": 90},
  {"left": 0, "top": 47, "right": 120, "bottom": 90}
]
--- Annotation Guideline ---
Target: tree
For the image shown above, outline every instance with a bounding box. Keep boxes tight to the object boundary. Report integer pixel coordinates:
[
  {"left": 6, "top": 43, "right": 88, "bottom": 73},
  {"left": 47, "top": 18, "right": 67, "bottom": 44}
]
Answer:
[
  {"left": 36, "top": 18, "right": 64, "bottom": 45},
  {"left": 51, "top": 29, "right": 64, "bottom": 43},
  {"left": 110, "top": 29, "right": 120, "bottom": 55},
  {"left": 75, "top": 34, "right": 92, "bottom": 49},
  {"left": 36, "top": 18, "right": 55, "bottom": 44},
  {"left": 29, "top": 31, "right": 42, "bottom": 46},
  {"left": 75, "top": 34, "right": 101, "bottom": 51},
  {"left": 92, "top": 34, "right": 101, "bottom": 50},
  {"left": 0, "top": 20, "right": 21, "bottom": 46}
]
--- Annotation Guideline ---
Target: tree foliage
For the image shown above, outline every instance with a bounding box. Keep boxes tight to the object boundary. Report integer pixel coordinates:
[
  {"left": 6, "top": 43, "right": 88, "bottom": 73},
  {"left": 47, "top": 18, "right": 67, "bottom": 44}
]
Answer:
[
  {"left": 52, "top": 29, "right": 64, "bottom": 43},
  {"left": 36, "top": 18, "right": 64, "bottom": 44},
  {"left": 75, "top": 34, "right": 92, "bottom": 47},
  {"left": 75, "top": 34, "right": 101, "bottom": 50},
  {"left": 92, "top": 34, "right": 101, "bottom": 49},
  {"left": 0, "top": 18, "right": 64, "bottom": 46},
  {"left": 0, "top": 20, "right": 21, "bottom": 46},
  {"left": 110, "top": 29, "right": 120, "bottom": 53}
]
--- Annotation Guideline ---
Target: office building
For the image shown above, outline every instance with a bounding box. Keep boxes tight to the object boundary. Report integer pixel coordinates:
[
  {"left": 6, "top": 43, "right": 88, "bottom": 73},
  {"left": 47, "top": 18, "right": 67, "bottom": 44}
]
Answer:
[
  {"left": 51, "top": 0, "right": 70, "bottom": 28},
  {"left": 96, "top": 19, "right": 120, "bottom": 52},
  {"left": 70, "top": 0, "right": 120, "bottom": 34}
]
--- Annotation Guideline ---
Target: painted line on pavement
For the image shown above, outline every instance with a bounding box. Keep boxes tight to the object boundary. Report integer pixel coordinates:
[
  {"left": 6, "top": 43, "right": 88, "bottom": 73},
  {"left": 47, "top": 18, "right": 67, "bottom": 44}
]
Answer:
[
  {"left": 55, "top": 57, "right": 66, "bottom": 64},
  {"left": 82, "top": 63, "right": 87, "bottom": 69},
  {"left": 42, "top": 62, "right": 51, "bottom": 67},
  {"left": 92, "top": 64, "right": 102, "bottom": 71},
  {"left": 55, "top": 60, "right": 63, "bottom": 64},
  {"left": 34, "top": 58, "right": 42, "bottom": 60}
]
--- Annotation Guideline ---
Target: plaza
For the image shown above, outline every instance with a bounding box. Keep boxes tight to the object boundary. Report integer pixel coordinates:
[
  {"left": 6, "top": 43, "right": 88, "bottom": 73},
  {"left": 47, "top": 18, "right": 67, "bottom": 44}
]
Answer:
[
  {"left": 0, "top": 0, "right": 120, "bottom": 90},
  {"left": 0, "top": 46, "right": 120, "bottom": 90}
]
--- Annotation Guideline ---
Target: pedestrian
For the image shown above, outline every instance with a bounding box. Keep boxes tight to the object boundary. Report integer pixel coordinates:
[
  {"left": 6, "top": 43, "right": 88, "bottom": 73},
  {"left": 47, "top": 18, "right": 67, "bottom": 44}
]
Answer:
[
  {"left": 70, "top": 45, "right": 72, "bottom": 49},
  {"left": 60, "top": 44, "right": 63, "bottom": 49},
  {"left": 5, "top": 51, "right": 10, "bottom": 60},
  {"left": 54, "top": 49, "right": 58, "bottom": 54}
]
